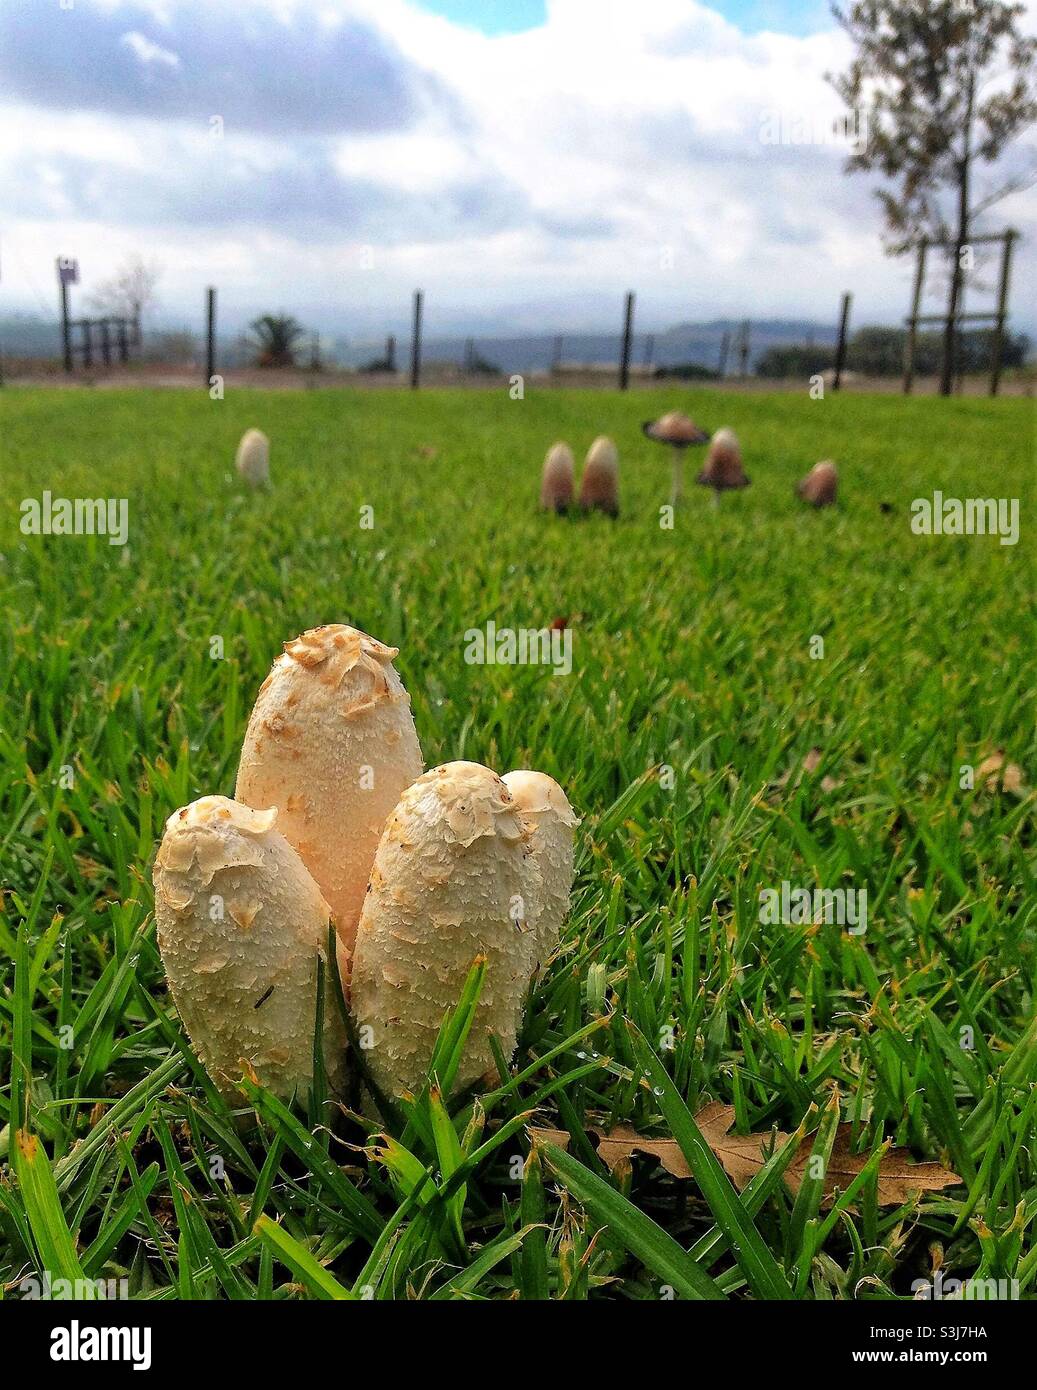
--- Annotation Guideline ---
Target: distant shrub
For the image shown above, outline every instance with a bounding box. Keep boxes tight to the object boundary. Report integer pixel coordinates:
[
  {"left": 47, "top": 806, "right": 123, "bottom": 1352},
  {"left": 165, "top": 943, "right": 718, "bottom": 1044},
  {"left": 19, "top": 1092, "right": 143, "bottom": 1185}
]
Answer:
[
  {"left": 653, "top": 361, "right": 718, "bottom": 381},
  {"left": 756, "top": 328, "right": 1030, "bottom": 378}
]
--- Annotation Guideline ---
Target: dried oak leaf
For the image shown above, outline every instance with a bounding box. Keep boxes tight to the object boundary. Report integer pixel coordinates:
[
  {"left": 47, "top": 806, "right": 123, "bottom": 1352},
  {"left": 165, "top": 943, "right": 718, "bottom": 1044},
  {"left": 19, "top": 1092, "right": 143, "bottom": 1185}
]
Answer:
[{"left": 529, "top": 1104, "right": 960, "bottom": 1208}]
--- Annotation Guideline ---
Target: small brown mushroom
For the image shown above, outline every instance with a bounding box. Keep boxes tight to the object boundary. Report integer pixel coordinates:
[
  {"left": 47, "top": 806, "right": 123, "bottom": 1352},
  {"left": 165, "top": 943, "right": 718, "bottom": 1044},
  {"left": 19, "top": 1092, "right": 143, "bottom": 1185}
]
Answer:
[
  {"left": 642, "top": 411, "right": 711, "bottom": 506},
  {"left": 578, "top": 436, "right": 619, "bottom": 517},
  {"left": 697, "top": 428, "right": 749, "bottom": 497},
  {"left": 797, "top": 460, "right": 838, "bottom": 507},
  {"left": 540, "top": 442, "right": 575, "bottom": 512}
]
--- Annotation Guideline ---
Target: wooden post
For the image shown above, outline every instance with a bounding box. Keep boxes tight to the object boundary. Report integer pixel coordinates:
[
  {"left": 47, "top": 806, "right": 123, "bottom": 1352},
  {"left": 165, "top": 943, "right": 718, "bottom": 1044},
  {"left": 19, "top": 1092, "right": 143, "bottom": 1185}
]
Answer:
[
  {"left": 989, "top": 229, "right": 1016, "bottom": 398},
  {"left": 903, "top": 239, "right": 927, "bottom": 394},
  {"left": 738, "top": 320, "right": 750, "bottom": 378},
  {"left": 386, "top": 334, "right": 396, "bottom": 372},
  {"left": 832, "top": 292, "right": 852, "bottom": 391},
  {"left": 619, "top": 290, "right": 635, "bottom": 390},
  {"left": 205, "top": 287, "right": 217, "bottom": 387},
  {"left": 717, "top": 330, "right": 731, "bottom": 379},
  {"left": 58, "top": 262, "right": 73, "bottom": 373},
  {"left": 410, "top": 290, "right": 423, "bottom": 390}
]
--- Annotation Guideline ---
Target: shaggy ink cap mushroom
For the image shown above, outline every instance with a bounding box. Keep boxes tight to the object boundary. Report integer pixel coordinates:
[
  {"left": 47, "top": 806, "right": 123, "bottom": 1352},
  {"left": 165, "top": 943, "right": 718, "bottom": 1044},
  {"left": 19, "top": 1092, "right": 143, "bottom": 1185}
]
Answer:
[
  {"left": 696, "top": 427, "right": 750, "bottom": 492},
  {"left": 540, "top": 441, "right": 575, "bottom": 512},
  {"left": 502, "top": 770, "right": 578, "bottom": 976},
  {"left": 578, "top": 435, "right": 620, "bottom": 516},
  {"left": 236, "top": 625, "right": 423, "bottom": 959},
  {"left": 350, "top": 761, "right": 541, "bottom": 1097},
  {"left": 797, "top": 460, "right": 838, "bottom": 507},
  {"left": 153, "top": 795, "right": 346, "bottom": 1101}
]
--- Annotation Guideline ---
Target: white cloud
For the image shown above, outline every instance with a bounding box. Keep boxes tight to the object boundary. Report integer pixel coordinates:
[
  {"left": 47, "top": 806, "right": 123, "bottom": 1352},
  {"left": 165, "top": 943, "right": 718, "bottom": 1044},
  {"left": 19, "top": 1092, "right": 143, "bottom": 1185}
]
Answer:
[
  {"left": 120, "top": 30, "right": 180, "bottom": 67},
  {"left": 0, "top": 0, "right": 1033, "bottom": 335}
]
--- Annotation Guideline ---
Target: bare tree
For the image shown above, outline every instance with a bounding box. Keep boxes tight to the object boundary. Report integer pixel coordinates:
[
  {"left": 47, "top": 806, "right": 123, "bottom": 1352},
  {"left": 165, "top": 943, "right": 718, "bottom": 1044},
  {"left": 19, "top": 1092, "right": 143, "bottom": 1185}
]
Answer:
[
  {"left": 88, "top": 255, "right": 162, "bottom": 339},
  {"left": 830, "top": 0, "right": 1037, "bottom": 394}
]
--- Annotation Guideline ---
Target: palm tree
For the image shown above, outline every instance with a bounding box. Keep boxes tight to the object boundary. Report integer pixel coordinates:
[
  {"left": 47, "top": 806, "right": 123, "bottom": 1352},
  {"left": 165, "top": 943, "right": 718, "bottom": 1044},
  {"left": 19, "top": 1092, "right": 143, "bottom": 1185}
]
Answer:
[{"left": 248, "top": 314, "right": 306, "bottom": 368}]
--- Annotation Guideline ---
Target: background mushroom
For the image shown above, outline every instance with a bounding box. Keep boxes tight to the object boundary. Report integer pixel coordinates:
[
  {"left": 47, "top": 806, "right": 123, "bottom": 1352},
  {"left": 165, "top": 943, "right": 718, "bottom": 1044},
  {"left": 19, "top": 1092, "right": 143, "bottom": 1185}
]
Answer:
[
  {"left": 578, "top": 436, "right": 619, "bottom": 516},
  {"left": 235, "top": 428, "right": 270, "bottom": 487},
  {"left": 540, "top": 441, "right": 575, "bottom": 512},
  {"left": 153, "top": 796, "right": 346, "bottom": 1102},
  {"left": 642, "top": 411, "right": 711, "bottom": 507},
  {"left": 697, "top": 427, "right": 749, "bottom": 499},
  {"left": 797, "top": 460, "right": 838, "bottom": 507}
]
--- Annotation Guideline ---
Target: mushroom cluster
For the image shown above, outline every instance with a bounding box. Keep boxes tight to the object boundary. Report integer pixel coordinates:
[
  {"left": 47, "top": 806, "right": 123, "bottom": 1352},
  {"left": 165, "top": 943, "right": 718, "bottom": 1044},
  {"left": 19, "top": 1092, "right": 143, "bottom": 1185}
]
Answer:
[
  {"left": 153, "top": 625, "right": 577, "bottom": 1105},
  {"left": 539, "top": 437, "right": 620, "bottom": 516}
]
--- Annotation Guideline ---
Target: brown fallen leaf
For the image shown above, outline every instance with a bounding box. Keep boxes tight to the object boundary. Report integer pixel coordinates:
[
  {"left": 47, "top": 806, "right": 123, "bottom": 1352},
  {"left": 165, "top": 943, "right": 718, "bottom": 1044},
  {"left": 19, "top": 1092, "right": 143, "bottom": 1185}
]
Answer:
[
  {"left": 784, "top": 1127, "right": 961, "bottom": 1207},
  {"left": 775, "top": 746, "right": 842, "bottom": 794},
  {"left": 976, "top": 750, "right": 1026, "bottom": 796},
  {"left": 529, "top": 1105, "right": 960, "bottom": 1208}
]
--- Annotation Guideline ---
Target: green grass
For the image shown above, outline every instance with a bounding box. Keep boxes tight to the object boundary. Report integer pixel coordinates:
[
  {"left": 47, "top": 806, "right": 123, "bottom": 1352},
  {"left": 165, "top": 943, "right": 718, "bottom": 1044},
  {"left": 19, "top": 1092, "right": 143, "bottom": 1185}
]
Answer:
[{"left": 0, "top": 384, "right": 1034, "bottom": 1301}]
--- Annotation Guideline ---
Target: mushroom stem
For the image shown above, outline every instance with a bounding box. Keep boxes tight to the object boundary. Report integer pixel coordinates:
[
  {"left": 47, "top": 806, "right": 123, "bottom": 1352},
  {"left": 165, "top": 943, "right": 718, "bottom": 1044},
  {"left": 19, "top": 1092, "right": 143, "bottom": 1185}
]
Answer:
[
  {"left": 670, "top": 446, "right": 683, "bottom": 508},
  {"left": 710, "top": 489, "right": 720, "bottom": 510}
]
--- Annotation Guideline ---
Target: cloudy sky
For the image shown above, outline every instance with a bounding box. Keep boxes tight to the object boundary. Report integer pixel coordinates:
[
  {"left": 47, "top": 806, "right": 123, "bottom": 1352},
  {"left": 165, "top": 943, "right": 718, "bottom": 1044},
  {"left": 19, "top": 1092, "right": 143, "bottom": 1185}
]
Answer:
[{"left": 1, "top": 0, "right": 1034, "bottom": 338}]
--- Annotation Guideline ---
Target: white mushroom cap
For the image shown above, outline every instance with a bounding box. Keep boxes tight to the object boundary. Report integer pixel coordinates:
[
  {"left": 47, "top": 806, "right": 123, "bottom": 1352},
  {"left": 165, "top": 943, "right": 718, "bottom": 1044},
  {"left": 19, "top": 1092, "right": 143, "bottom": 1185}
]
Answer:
[
  {"left": 350, "top": 762, "right": 541, "bottom": 1097},
  {"left": 236, "top": 625, "right": 423, "bottom": 959},
  {"left": 643, "top": 411, "right": 710, "bottom": 446},
  {"left": 153, "top": 795, "right": 346, "bottom": 1101},
  {"left": 797, "top": 460, "right": 838, "bottom": 507},
  {"left": 540, "top": 442, "right": 575, "bottom": 512},
  {"left": 697, "top": 427, "right": 749, "bottom": 491},
  {"left": 579, "top": 436, "right": 619, "bottom": 515},
  {"left": 235, "top": 429, "right": 269, "bottom": 487},
  {"left": 502, "top": 770, "right": 578, "bottom": 974}
]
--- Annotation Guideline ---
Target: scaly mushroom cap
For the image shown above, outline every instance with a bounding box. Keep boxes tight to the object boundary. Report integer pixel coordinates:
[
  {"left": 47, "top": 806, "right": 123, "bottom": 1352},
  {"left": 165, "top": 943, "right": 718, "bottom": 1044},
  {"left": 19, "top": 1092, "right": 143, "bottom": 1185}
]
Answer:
[
  {"left": 540, "top": 442, "right": 575, "bottom": 512},
  {"left": 578, "top": 435, "right": 619, "bottom": 516},
  {"left": 235, "top": 625, "right": 424, "bottom": 959},
  {"left": 797, "top": 460, "right": 838, "bottom": 507},
  {"left": 235, "top": 429, "right": 270, "bottom": 487},
  {"left": 350, "top": 761, "right": 541, "bottom": 1097},
  {"left": 502, "top": 770, "right": 578, "bottom": 975},
  {"left": 642, "top": 411, "right": 711, "bottom": 447},
  {"left": 153, "top": 796, "right": 346, "bottom": 1101},
  {"left": 697, "top": 427, "right": 749, "bottom": 491}
]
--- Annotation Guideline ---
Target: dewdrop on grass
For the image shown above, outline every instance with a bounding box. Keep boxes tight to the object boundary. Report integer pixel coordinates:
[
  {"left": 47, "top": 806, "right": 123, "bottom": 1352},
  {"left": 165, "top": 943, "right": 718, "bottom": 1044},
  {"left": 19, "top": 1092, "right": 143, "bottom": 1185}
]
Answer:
[
  {"left": 235, "top": 428, "right": 270, "bottom": 486},
  {"left": 236, "top": 625, "right": 423, "bottom": 958},
  {"left": 350, "top": 762, "right": 541, "bottom": 1097},
  {"left": 153, "top": 796, "right": 346, "bottom": 1101}
]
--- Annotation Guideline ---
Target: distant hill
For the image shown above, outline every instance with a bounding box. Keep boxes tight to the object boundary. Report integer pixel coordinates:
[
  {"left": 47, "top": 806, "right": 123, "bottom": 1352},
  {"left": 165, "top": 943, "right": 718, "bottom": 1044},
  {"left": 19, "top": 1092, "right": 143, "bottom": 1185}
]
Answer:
[
  {"left": 338, "top": 319, "right": 837, "bottom": 374},
  {"left": 0, "top": 312, "right": 837, "bottom": 374}
]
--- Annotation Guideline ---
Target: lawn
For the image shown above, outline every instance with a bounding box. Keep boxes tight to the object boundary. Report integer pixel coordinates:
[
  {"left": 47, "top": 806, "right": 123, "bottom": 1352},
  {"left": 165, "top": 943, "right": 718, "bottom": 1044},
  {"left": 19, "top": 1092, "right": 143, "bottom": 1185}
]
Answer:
[{"left": 0, "top": 384, "right": 1034, "bottom": 1301}]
